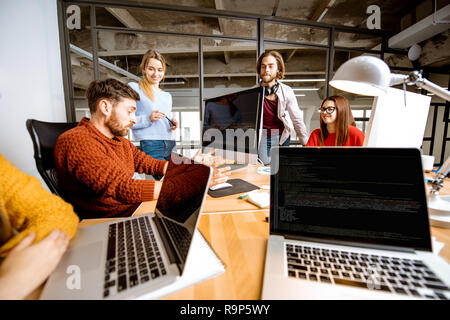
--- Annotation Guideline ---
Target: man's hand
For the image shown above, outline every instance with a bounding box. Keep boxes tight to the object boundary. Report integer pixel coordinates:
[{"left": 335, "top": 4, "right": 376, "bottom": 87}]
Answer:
[
  {"left": 193, "top": 149, "right": 231, "bottom": 187},
  {"left": 0, "top": 230, "right": 70, "bottom": 300}
]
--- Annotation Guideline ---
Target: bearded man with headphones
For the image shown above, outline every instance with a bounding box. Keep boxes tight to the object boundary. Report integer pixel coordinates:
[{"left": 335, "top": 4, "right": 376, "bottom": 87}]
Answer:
[{"left": 256, "top": 50, "right": 308, "bottom": 165}]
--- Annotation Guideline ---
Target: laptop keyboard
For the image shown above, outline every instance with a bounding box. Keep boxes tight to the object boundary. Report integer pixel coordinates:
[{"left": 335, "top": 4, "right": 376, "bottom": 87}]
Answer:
[
  {"left": 162, "top": 219, "right": 192, "bottom": 260},
  {"left": 285, "top": 243, "right": 450, "bottom": 300},
  {"left": 103, "top": 216, "right": 167, "bottom": 298}
]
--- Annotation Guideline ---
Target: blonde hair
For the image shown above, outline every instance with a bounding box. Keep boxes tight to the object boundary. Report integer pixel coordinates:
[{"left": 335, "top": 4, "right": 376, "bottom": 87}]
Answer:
[{"left": 139, "top": 49, "right": 166, "bottom": 101}]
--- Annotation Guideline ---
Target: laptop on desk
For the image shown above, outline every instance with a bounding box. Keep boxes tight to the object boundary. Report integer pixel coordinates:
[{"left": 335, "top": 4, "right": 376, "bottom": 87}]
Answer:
[
  {"left": 41, "top": 153, "right": 220, "bottom": 299},
  {"left": 262, "top": 147, "right": 450, "bottom": 300}
]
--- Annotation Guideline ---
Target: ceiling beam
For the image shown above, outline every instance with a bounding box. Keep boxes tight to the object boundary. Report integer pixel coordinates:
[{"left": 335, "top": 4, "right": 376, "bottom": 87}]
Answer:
[
  {"left": 164, "top": 71, "right": 325, "bottom": 79},
  {"left": 224, "top": 51, "right": 231, "bottom": 64},
  {"left": 97, "top": 44, "right": 317, "bottom": 57},
  {"left": 105, "top": 8, "right": 143, "bottom": 29},
  {"left": 389, "top": 4, "right": 450, "bottom": 49},
  {"left": 285, "top": 49, "right": 297, "bottom": 62},
  {"left": 272, "top": 0, "right": 280, "bottom": 16},
  {"left": 214, "top": 0, "right": 227, "bottom": 34},
  {"left": 309, "top": 0, "right": 336, "bottom": 22}
]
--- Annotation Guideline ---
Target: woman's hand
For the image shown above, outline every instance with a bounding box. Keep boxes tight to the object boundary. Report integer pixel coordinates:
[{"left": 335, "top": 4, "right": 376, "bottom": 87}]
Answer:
[
  {"left": 169, "top": 118, "right": 178, "bottom": 131},
  {"left": 0, "top": 230, "right": 70, "bottom": 300},
  {"left": 150, "top": 110, "right": 165, "bottom": 122}
]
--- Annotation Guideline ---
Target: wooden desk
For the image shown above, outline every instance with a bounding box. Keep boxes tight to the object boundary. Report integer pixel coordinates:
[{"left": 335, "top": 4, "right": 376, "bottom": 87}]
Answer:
[
  {"left": 131, "top": 168, "right": 450, "bottom": 300},
  {"left": 136, "top": 164, "right": 270, "bottom": 214},
  {"left": 34, "top": 167, "right": 450, "bottom": 300}
]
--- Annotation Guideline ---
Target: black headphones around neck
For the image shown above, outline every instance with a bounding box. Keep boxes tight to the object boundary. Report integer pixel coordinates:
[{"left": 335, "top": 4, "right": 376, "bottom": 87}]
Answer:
[{"left": 262, "top": 81, "right": 279, "bottom": 96}]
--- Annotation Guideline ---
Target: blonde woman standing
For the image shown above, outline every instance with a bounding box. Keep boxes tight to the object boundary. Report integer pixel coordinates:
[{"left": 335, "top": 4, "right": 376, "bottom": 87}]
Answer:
[{"left": 129, "top": 49, "right": 178, "bottom": 179}]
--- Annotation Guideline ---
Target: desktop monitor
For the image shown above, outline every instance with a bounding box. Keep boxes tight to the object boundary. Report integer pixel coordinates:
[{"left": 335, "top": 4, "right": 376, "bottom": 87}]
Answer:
[
  {"left": 364, "top": 87, "right": 431, "bottom": 148},
  {"left": 202, "top": 87, "right": 264, "bottom": 164}
]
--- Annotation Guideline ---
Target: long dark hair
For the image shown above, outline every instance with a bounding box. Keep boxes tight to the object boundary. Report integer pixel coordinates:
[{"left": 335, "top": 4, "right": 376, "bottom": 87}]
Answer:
[{"left": 319, "top": 95, "right": 356, "bottom": 146}]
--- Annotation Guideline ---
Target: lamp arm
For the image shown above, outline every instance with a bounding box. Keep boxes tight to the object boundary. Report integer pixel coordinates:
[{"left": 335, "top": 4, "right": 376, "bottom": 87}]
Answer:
[
  {"left": 429, "top": 156, "right": 450, "bottom": 194},
  {"left": 407, "top": 71, "right": 450, "bottom": 102}
]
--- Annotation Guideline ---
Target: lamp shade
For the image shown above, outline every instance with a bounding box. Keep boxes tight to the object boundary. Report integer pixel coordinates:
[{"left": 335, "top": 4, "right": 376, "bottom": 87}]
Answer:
[{"left": 329, "top": 56, "right": 392, "bottom": 96}]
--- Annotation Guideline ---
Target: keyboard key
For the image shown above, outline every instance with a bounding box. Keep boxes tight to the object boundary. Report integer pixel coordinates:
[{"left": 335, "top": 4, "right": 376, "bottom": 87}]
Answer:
[
  {"left": 298, "top": 272, "right": 307, "bottom": 279},
  {"left": 118, "top": 275, "right": 127, "bottom": 292},
  {"left": 288, "top": 258, "right": 302, "bottom": 265},
  {"left": 309, "top": 274, "right": 318, "bottom": 281},
  {"left": 151, "top": 269, "right": 160, "bottom": 279},
  {"left": 334, "top": 278, "right": 391, "bottom": 293},
  {"left": 104, "top": 280, "right": 116, "bottom": 289},
  {"left": 387, "top": 278, "right": 397, "bottom": 285},
  {"left": 129, "top": 275, "right": 139, "bottom": 287},
  {"left": 320, "top": 276, "right": 331, "bottom": 283},
  {"left": 435, "top": 292, "right": 447, "bottom": 300},
  {"left": 288, "top": 264, "right": 308, "bottom": 271},
  {"left": 408, "top": 289, "right": 421, "bottom": 297},
  {"left": 288, "top": 270, "right": 296, "bottom": 278},
  {"left": 393, "top": 287, "right": 407, "bottom": 295},
  {"left": 423, "top": 276, "right": 444, "bottom": 284},
  {"left": 424, "top": 283, "right": 449, "bottom": 291},
  {"left": 342, "top": 272, "right": 350, "bottom": 278}
]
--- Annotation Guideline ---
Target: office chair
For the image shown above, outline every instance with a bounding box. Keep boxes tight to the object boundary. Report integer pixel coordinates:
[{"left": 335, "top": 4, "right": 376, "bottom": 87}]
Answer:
[{"left": 26, "top": 119, "right": 78, "bottom": 197}]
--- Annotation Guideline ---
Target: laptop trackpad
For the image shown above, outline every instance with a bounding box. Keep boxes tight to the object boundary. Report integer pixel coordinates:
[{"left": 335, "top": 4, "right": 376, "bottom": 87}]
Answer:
[{"left": 62, "top": 241, "right": 103, "bottom": 272}]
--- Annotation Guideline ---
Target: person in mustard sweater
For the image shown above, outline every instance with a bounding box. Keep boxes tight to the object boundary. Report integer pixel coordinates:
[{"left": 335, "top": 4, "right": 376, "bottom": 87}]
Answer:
[
  {"left": 54, "top": 78, "right": 230, "bottom": 219},
  {"left": 0, "top": 154, "right": 79, "bottom": 299}
]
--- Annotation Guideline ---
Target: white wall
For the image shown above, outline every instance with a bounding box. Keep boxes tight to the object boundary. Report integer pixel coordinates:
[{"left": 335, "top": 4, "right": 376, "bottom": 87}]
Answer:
[{"left": 0, "top": 0, "right": 66, "bottom": 182}]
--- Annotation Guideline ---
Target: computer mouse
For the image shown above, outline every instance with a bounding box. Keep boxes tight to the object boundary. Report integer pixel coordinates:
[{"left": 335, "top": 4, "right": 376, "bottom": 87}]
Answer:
[{"left": 209, "top": 182, "right": 233, "bottom": 191}]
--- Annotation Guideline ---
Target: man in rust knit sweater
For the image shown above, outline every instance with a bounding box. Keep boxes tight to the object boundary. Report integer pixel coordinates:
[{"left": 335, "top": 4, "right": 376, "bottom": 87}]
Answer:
[{"left": 54, "top": 79, "right": 229, "bottom": 218}]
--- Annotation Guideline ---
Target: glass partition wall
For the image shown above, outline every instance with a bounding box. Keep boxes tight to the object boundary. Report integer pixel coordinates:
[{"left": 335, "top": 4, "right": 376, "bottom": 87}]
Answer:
[{"left": 57, "top": 1, "right": 449, "bottom": 164}]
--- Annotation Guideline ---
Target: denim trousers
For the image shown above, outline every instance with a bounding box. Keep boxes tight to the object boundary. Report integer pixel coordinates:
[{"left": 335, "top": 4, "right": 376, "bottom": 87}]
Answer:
[
  {"left": 258, "top": 134, "right": 290, "bottom": 165},
  {"left": 139, "top": 140, "right": 176, "bottom": 180}
]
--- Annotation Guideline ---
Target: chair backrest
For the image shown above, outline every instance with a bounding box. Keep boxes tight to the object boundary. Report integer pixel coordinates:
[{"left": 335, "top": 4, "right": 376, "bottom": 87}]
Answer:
[{"left": 26, "top": 119, "right": 78, "bottom": 197}]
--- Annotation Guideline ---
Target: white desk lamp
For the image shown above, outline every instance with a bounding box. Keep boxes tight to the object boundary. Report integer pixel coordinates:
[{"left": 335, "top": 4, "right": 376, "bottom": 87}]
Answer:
[
  {"left": 329, "top": 55, "right": 450, "bottom": 228},
  {"left": 329, "top": 55, "right": 450, "bottom": 101}
]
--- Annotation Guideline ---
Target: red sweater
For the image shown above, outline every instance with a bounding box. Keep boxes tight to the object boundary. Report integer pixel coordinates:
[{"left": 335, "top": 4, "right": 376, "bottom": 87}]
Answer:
[
  {"left": 306, "top": 125, "right": 365, "bottom": 146},
  {"left": 54, "top": 118, "right": 167, "bottom": 218}
]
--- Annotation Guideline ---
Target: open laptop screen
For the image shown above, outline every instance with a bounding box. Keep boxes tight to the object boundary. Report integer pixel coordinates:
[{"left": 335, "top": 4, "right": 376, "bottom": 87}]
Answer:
[
  {"left": 270, "top": 147, "right": 432, "bottom": 251},
  {"left": 155, "top": 153, "right": 211, "bottom": 268}
]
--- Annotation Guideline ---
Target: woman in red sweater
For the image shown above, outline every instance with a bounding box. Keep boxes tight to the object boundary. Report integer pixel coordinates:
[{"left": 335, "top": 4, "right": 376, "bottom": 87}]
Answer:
[{"left": 306, "top": 95, "right": 365, "bottom": 147}]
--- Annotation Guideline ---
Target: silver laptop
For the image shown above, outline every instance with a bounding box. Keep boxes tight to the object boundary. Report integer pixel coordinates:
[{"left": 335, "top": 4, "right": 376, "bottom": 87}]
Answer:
[
  {"left": 41, "top": 153, "right": 212, "bottom": 299},
  {"left": 262, "top": 147, "right": 450, "bottom": 300}
]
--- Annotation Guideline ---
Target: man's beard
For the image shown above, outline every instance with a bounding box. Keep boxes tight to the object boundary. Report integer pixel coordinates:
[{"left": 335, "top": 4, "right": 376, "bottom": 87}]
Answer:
[
  {"left": 106, "top": 110, "right": 129, "bottom": 137},
  {"left": 260, "top": 73, "right": 277, "bottom": 85}
]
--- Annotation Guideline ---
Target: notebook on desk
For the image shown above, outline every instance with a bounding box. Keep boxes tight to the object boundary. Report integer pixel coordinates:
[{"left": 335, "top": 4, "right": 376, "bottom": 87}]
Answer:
[
  {"left": 262, "top": 147, "right": 450, "bottom": 300},
  {"left": 41, "top": 153, "right": 224, "bottom": 300}
]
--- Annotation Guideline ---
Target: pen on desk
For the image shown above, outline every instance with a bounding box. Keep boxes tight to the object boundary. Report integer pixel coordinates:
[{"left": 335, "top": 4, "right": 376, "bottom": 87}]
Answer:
[{"left": 238, "top": 193, "right": 248, "bottom": 199}]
